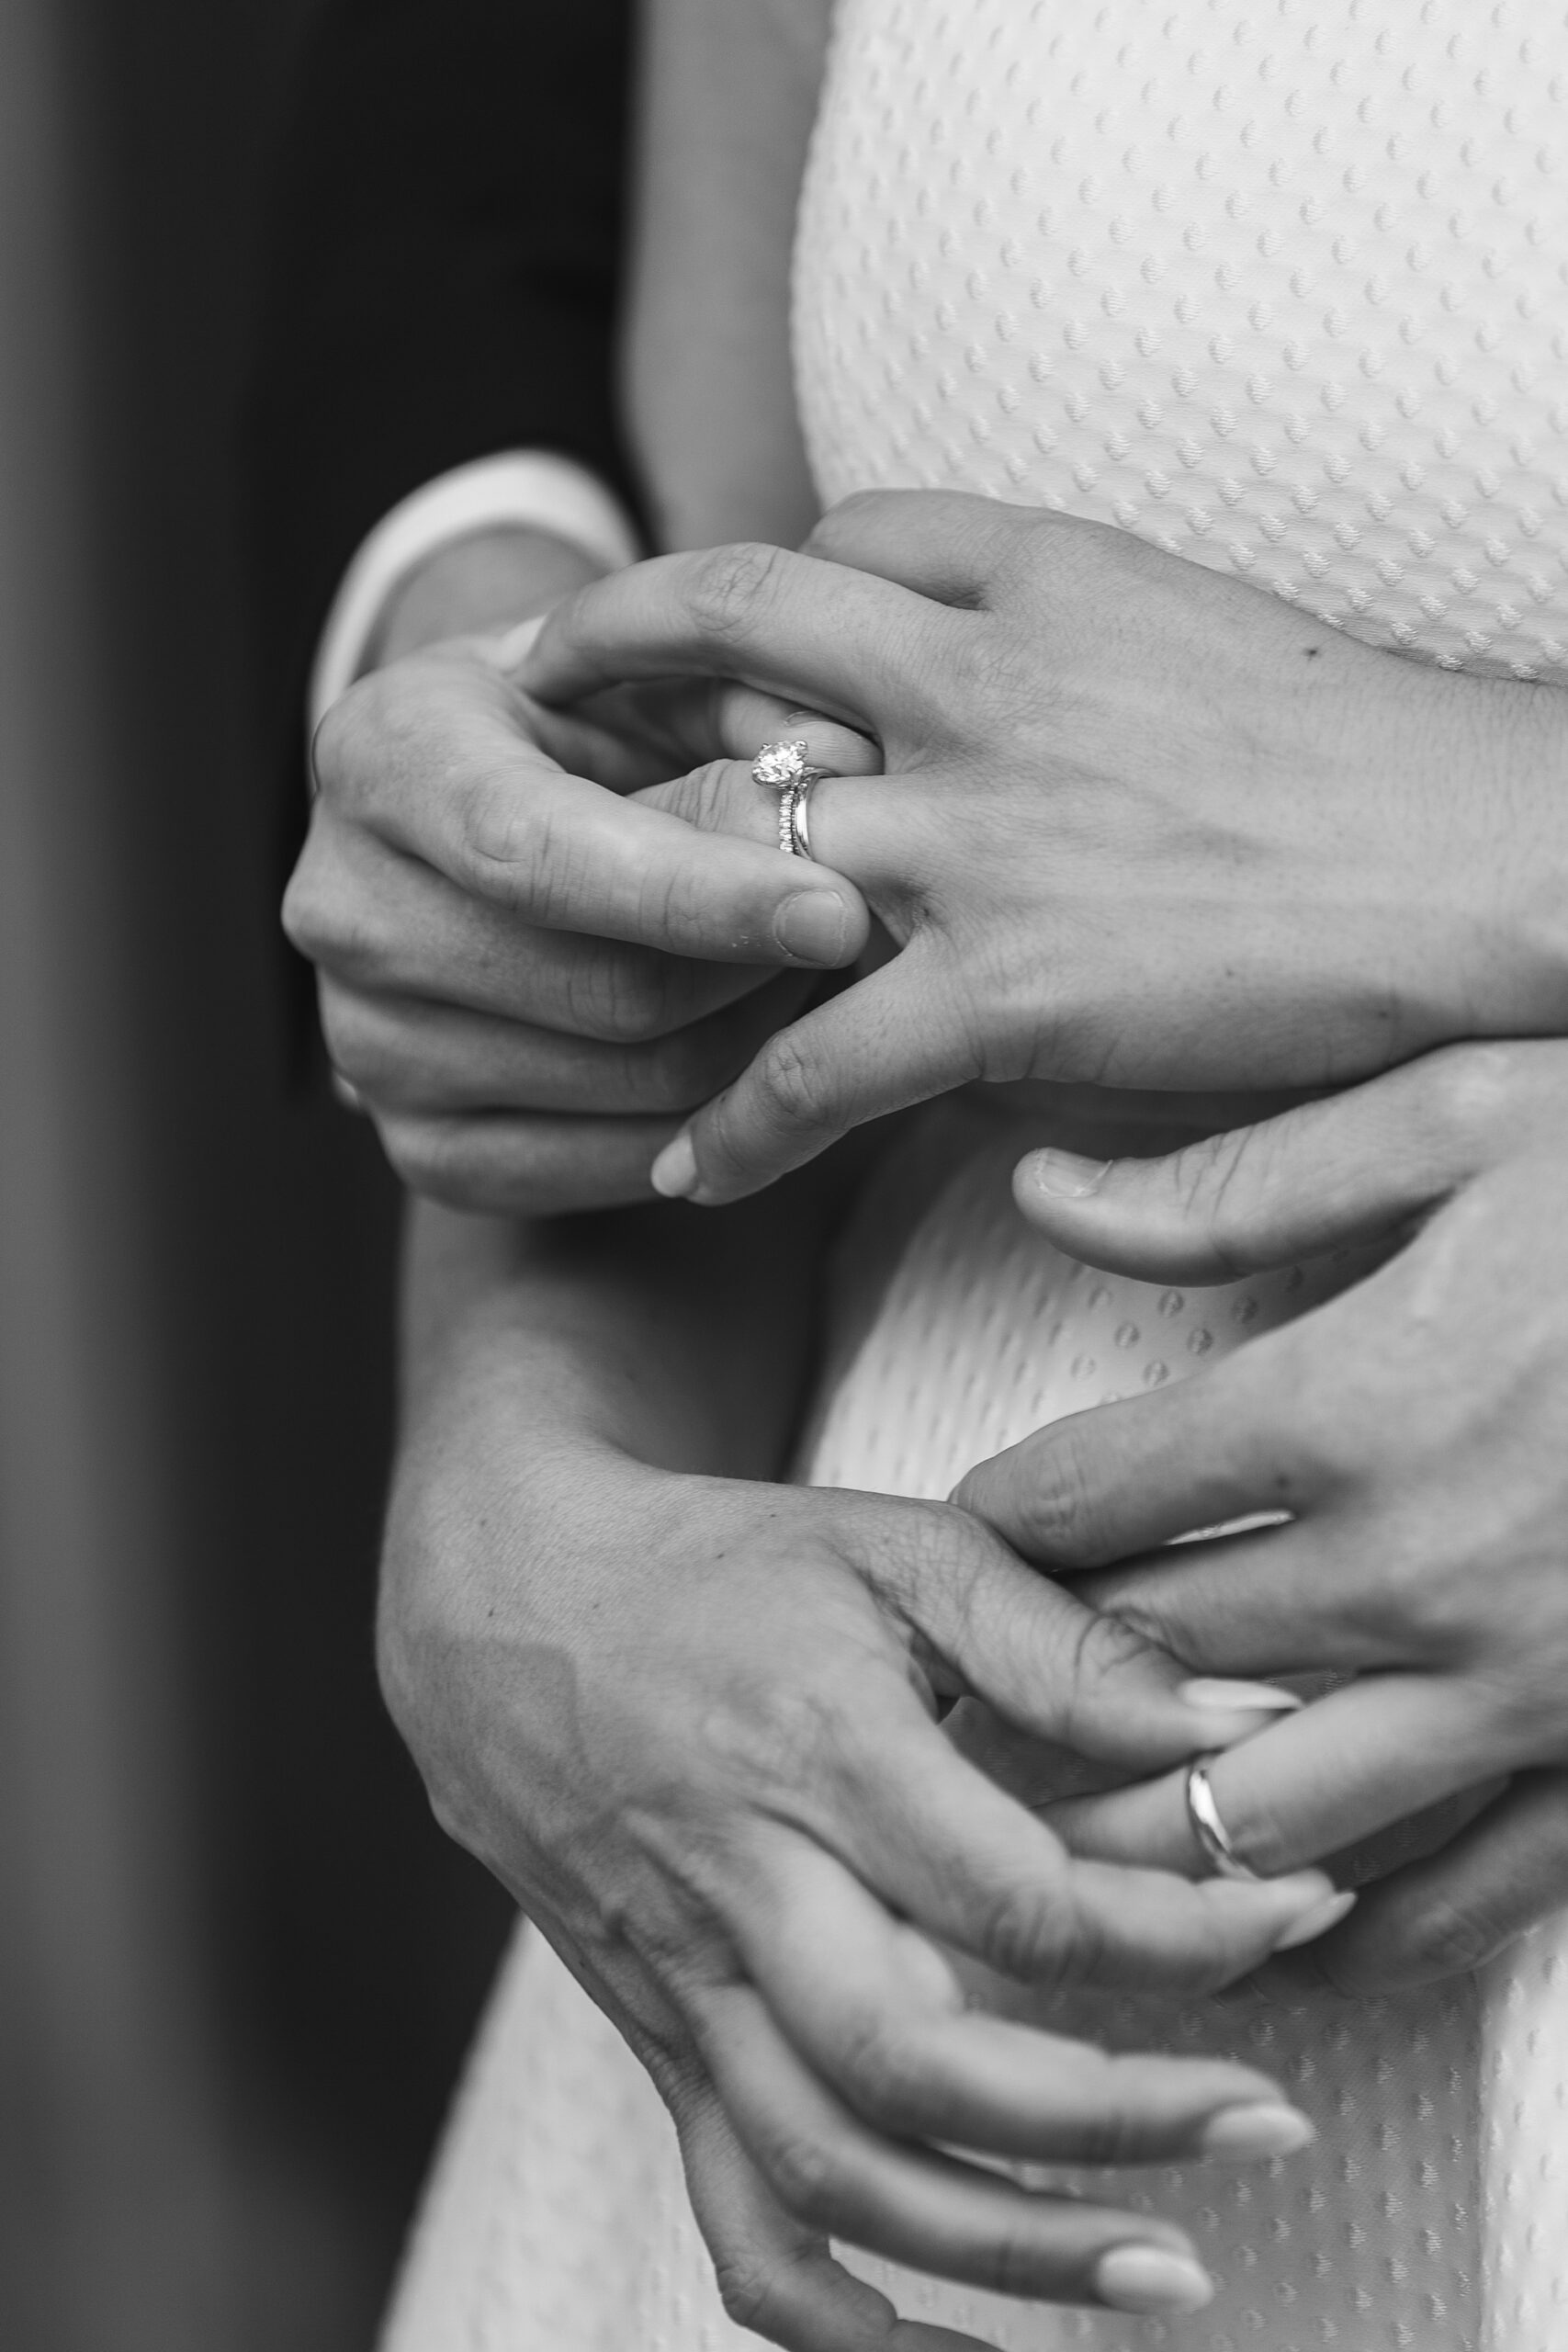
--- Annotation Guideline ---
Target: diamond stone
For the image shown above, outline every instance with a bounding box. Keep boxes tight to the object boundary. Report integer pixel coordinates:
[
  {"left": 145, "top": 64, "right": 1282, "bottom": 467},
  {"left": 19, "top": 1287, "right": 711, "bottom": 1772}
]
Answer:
[{"left": 752, "top": 739, "right": 808, "bottom": 789}]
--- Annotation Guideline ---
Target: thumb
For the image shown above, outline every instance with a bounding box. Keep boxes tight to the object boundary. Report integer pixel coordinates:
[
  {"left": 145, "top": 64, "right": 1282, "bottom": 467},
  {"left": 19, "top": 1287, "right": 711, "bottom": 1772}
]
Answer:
[{"left": 1008, "top": 1044, "right": 1553, "bottom": 1281}]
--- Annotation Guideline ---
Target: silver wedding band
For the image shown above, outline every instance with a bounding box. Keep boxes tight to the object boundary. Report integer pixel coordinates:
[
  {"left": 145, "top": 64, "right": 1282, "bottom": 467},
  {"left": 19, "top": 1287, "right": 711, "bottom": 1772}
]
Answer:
[
  {"left": 1185, "top": 1756, "right": 1263, "bottom": 1882},
  {"left": 752, "top": 738, "right": 831, "bottom": 858}
]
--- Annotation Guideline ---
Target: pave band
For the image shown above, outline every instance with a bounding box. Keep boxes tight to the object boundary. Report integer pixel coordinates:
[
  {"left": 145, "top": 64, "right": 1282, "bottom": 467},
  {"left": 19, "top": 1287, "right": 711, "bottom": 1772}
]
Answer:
[{"left": 778, "top": 775, "right": 816, "bottom": 857}]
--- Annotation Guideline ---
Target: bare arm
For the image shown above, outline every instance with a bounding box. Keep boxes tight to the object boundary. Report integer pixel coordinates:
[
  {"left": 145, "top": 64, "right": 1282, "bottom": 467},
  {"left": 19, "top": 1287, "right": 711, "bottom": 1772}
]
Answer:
[{"left": 627, "top": 0, "right": 834, "bottom": 550}]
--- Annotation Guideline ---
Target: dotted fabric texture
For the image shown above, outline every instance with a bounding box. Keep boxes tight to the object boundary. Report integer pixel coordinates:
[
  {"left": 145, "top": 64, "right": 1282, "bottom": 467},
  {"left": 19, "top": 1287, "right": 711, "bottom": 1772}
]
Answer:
[
  {"left": 795, "top": 0, "right": 1568, "bottom": 679},
  {"left": 379, "top": 1133, "right": 1568, "bottom": 2351},
  {"left": 380, "top": 5, "right": 1568, "bottom": 2346}
]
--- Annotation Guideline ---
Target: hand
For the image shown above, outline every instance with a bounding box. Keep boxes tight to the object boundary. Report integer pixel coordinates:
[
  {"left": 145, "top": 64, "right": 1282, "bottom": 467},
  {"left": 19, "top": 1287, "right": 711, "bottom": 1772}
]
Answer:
[
  {"left": 381, "top": 1409, "right": 1348, "bottom": 2346},
  {"left": 520, "top": 491, "right": 1568, "bottom": 1203},
  {"left": 954, "top": 1039, "right": 1568, "bottom": 1996},
  {"left": 285, "top": 631, "right": 874, "bottom": 1213}
]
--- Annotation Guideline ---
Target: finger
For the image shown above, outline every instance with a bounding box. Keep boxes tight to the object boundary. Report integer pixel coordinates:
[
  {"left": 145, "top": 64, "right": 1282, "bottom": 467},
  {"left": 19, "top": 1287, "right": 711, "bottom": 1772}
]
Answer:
[
  {"left": 519, "top": 542, "right": 957, "bottom": 729},
  {"left": 1303, "top": 1770, "right": 1568, "bottom": 1996},
  {"left": 1070, "top": 1521, "right": 1392, "bottom": 1679},
  {"left": 805, "top": 488, "right": 1030, "bottom": 604},
  {"left": 952, "top": 1358, "right": 1299, "bottom": 1573},
  {"left": 318, "top": 665, "right": 868, "bottom": 966},
  {"left": 857, "top": 1493, "right": 1306, "bottom": 1772},
  {"left": 811, "top": 1695, "right": 1339, "bottom": 1998},
  {"left": 649, "top": 948, "right": 980, "bottom": 1203},
  {"left": 675, "top": 2084, "right": 1000, "bottom": 2352},
  {"left": 1050, "top": 1673, "right": 1503, "bottom": 1884},
  {"left": 531, "top": 678, "right": 883, "bottom": 787},
  {"left": 639, "top": 760, "right": 942, "bottom": 907},
  {"left": 696, "top": 1984, "right": 1222, "bottom": 2319},
  {"left": 377, "top": 1107, "right": 683, "bottom": 1214},
  {"left": 321, "top": 969, "right": 815, "bottom": 1118},
  {"left": 290, "top": 825, "right": 779, "bottom": 1036},
  {"left": 735, "top": 1838, "right": 1316, "bottom": 2167},
  {"left": 1010, "top": 1041, "right": 1567, "bottom": 1283},
  {"left": 709, "top": 688, "right": 882, "bottom": 778}
]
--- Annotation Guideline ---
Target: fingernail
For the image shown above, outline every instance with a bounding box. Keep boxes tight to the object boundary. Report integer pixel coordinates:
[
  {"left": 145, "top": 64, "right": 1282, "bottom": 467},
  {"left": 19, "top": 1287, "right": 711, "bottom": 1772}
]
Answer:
[
  {"left": 1021, "top": 1148, "right": 1110, "bottom": 1199},
  {"left": 773, "top": 891, "right": 849, "bottom": 966},
  {"left": 650, "top": 1133, "right": 699, "bottom": 1199},
  {"left": 1272, "top": 1888, "right": 1357, "bottom": 1951},
  {"left": 1199, "top": 2102, "right": 1316, "bottom": 2161},
  {"left": 1095, "top": 2245, "right": 1214, "bottom": 2316},
  {"left": 1179, "top": 1679, "right": 1303, "bottom": 1715}
]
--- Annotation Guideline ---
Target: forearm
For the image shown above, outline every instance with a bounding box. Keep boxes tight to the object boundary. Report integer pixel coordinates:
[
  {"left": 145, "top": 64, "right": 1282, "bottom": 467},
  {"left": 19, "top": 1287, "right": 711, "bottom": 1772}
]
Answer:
[{"left": 399, "top": 1170, "right": 855, "bottom": 1497}]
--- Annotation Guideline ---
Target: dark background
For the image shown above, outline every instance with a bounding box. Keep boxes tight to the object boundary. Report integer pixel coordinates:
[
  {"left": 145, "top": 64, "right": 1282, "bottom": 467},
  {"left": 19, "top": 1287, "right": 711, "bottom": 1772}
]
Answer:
[{"left": 0, "top": 6, "right": 511, "bottom": 2346}]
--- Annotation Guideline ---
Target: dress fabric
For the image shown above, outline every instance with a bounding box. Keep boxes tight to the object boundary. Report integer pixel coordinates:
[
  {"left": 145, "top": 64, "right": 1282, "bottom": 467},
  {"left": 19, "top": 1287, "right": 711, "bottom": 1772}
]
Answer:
[{"left": 380, "top": 4, "right": 1568, "bottom": 2346}]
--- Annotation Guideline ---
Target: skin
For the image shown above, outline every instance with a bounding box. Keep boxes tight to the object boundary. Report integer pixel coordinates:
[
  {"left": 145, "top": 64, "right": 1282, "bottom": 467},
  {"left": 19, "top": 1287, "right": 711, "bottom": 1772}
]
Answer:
[
  {"left": 282, "top": 0, "right": 1568, "bottom": 2336},
  {"left": 517, "top": 490, "right": 1568, "bottom": 1204},
  {"left": 947, "top": 1038, "right": 1568, "bottom": 1996},
  {"left": 344, "top": 535, "right": 1347, "bottom": 2345},
  {"left": 386, "top": 1156, "right": 1346, "bottom": 2350},
  {"left": 286, "top": 526, "right": 873, "bottom": 1214}
]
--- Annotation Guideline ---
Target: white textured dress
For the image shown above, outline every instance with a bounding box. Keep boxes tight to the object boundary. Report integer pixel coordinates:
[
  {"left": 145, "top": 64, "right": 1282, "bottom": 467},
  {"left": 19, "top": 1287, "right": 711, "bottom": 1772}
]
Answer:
[{"left": 380, "top": 5, "right": 1568, "bottom": 2346}]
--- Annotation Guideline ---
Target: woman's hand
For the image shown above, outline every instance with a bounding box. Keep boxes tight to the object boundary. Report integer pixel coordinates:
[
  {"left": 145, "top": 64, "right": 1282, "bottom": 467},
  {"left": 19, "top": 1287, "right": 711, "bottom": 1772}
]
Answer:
[
  {"left": 955, "top": 1040, "right": 1568, "bottom": 1996},
  {"left": 521, "top": 491, "right": 1568, "bottom": 1203},
  {"left": 285, "top": 636, "right": 873, "bottom": 1211},
  {"left": 382, "top": 1362, "right": 1348, "bottom": 2346}
]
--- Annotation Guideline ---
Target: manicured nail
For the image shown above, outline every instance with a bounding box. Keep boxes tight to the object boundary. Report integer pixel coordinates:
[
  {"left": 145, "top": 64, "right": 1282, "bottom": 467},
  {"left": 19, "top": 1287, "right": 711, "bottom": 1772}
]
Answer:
[
  {"left": 1021, "top": 1148, "right": 1110, "bottom": 1199},
  {"left": 650, "top": 1133, "right": 699, "bottom": 1199},
  {"left": 1179, "top": 1679, "right": 1303, "bottom": 1714},
  {"left": 1095, "top": 2245, "right": 1214, "bottom": 2316},
  {"left": 773, "top": 890, "right": 849, "bottom": 965},
  {"left": 1272, "top": 1887, "right": 1357, "bottom": 1951},
  {"left": 1199, "top": 2102, "right": 1316, "bottom": 2161}
]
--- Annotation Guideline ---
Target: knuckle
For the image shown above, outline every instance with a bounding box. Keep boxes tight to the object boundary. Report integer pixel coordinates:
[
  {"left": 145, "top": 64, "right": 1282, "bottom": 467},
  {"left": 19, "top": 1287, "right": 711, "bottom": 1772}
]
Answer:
[
  {"left": 712, "top": 2258, "right": 776, "bottom": 2335},
  {"left": 760, "top": 2122, "right": 845, "bottom": 2226},
  {"left": 975, "top": 1873, "right": 1091, "bottom": 1989},
  {"left": 379, "top": 1117, "right": 486, "bottom": 1210},
  {"left": 686, "top": 542, "right": 791, "bottom": 645},
  {"left": 279, "top": 847, "right": 341, "bottom": 963},
  {"left": 1054, "top": 1608, "right": 1165, "bottom": 1738},
  {"left": 1397, "top": 1892, "right": 1503, "bottom": 1982},
  {"left": 978, "top": 2217, "right": 1055, "bottom": 2303},
  {"left": 454, "top": 770, "right": 542, "bottom": 891},
  {"left": 1055, "top": 2087, "right": 1149, "bottom": 2171},
  {"left": 282, "top": 842, "right": 397, "bottom": 987},
  {"left": 835, "top": 2013, "right": 929, "bottom": 2135},
  {"left": 1006, "top": 1431, "right": 1114, "bottom": 1568},
  {"left": 750, "top": 1027, "right": 835, "bottom": 1139},
  {"left": 1416, "top": 1040, "right": 1530, "bottom": 1155},
  {"left": 315, "top": 988, "right": 375, "bottom": 1083},
  {"left": 564, "top": 956, "right": 678, "bottom": 1046},
  {"left": 805, "top": 488, "right": 897, "bottom": 559},
  {"left": 663, "top": 758, "right": 747, "bottom": 839}
]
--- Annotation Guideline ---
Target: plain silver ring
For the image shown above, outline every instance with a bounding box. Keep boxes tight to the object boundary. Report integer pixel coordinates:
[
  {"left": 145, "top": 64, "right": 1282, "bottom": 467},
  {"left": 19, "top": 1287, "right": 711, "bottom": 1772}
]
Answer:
[{"left": 1185, "top": 1756, "right": 1263, "bottom": 1882}]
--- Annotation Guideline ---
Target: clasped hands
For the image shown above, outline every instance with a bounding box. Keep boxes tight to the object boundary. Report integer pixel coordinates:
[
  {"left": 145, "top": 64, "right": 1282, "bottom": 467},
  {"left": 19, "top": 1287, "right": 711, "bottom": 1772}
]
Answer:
[{"left": 298, "top": 492, "right": 1568, "bottom": 2346}]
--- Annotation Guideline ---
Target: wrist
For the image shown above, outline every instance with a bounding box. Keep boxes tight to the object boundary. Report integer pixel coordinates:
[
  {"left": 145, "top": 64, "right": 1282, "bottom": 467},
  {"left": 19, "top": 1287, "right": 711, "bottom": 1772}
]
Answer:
[{"left": 370, "top": 525, "right": 607, "bottom": 667}]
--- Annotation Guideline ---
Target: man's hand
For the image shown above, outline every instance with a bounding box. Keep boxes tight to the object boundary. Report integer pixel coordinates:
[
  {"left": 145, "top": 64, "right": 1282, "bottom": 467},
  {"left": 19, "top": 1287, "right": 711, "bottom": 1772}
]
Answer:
[
  {"left": 953, "top": 1040, "right": 1568, "bottom": 1996},
  {"left": 520, "top": 492, "right": 1568, "bottom": 1203},
  {"left": 382, "top": 1292, "right": 1348, "bottom": 2346},
  {"left": 283, "top": 524, "right": 873, "bottom": 1213}
]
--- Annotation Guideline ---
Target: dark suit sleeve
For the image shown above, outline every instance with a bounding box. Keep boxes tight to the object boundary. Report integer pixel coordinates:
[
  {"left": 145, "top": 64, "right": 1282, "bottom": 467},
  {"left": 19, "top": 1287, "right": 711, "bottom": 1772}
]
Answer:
[{"left": 242, "top": 0, "right": 638, "bottom": 1061}]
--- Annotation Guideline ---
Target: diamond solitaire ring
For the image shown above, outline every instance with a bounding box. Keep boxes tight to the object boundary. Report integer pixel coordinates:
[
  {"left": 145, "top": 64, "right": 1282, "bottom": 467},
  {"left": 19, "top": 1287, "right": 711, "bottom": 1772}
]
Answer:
[{"left": 751, "top": 739, "right": 831, "bottom": 855}]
